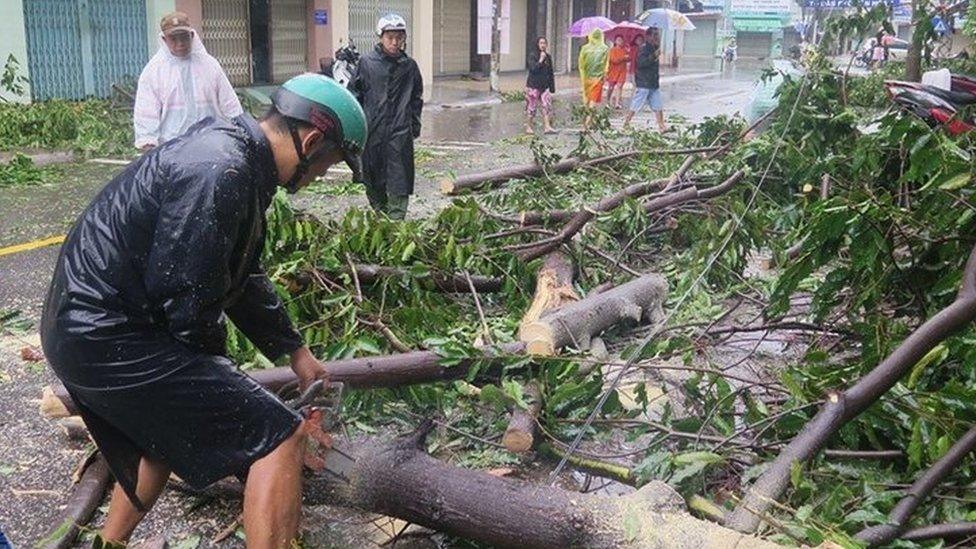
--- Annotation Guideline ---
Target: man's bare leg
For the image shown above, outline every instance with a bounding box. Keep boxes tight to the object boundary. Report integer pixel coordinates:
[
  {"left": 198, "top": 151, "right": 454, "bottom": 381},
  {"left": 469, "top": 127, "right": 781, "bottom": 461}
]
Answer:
[
  {"left": 655, "top": 110, "right": 668, "bottom": 132},
  {"left": 244, "top": 425, "right": 309, "bottom": 549},
  {"left": 101, "top": 456, "right": 171, "bottom": 542}
]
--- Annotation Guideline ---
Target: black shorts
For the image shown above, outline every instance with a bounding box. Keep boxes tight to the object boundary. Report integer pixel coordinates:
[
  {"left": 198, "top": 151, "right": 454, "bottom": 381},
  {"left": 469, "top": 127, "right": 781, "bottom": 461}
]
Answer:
[{"left": 56, "top": 346, "right": 300, "bottom": 509}]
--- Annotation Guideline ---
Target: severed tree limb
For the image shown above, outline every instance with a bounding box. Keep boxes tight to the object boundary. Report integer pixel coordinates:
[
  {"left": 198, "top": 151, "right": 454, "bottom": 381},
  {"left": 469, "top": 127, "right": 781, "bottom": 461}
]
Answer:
[
  {"left": 901, "top": 522, "right": 976, "bottom": 542},
  {"left": 37, "top": 454, "right": 112, "bottom": 549},
  {"left": 300, "top": 422, "right": 778, "bottom": 548},
  {"left": 502, "top": 382, "right": 543, "bottom": 453},
  {"left": 518, "top": 252, "right": 579, "bottom": 340},
  {"left": 855, "top": 425, "right": 976, "bottom": 546},
  {"left": 521, "top": 274, "right": 668, "bottom": 356},
  {"left": 440, "top": 147, "right": 719, "bottom": 196},
  {"left": 43, "top": 342, "right": 526, "bottom": 419},
  {"left": 727, "top": 243, "right": 976, "bottom": 533},
  {"left": 642, "top": 170, "right": 745, "bottom": 216},
  {"left": 516, "top": 159, "right": 698, "bottom": 262}
]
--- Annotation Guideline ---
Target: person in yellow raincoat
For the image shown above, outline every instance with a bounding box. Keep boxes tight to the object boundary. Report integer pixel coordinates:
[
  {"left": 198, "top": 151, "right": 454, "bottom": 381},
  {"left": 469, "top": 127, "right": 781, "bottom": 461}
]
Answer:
[{"left": 578, "top": 28, "right": 609, "bottom": 129}]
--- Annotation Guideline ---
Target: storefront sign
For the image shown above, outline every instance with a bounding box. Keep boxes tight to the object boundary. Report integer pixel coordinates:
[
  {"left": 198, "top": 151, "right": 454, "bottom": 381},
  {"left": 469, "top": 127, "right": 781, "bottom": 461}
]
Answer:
[
  {"left": 730, "top": 0, "right": 792, "bottom": 14},
  {"left": 314, "top": 9, "right": 328, "bottom": 25},
  {"left": 800, "top": 0, "right": 899, "bottom": 8}
]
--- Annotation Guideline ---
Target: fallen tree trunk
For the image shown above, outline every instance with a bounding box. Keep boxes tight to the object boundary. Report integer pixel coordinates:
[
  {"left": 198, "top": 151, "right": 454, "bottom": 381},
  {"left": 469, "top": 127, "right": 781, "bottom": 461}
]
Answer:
[
  {"left": 42, "top": 342, "right": 526, "bottom": 419},
  {"left": 726, "top": 243, "right": 976, "bottom": 533},
  {"left": 515, "top": 159, "right": 697, "bottom": 262},
  {"left": 521, "top": 274, "right": 668, "bottom": 356},
  {"left": 288, "top": 265, "right": 504, "bottom": 294},
  {"left": 855, "top": 425, "right": 976, "bottom": 546},
  {"left": 901, "top": 522, "right": 976, "bottom": 542},
  {"left": 37, "top": 454, "right": 112, "bottom": 549},
  {"left": 502, "top": 382, "right": 543, "bottom": 453},
  {"left": 301, "top": 423, "right": 778, "bottom": 548},
  {"left": 440, "top": 147, "right": 720, "bottom": 196}
]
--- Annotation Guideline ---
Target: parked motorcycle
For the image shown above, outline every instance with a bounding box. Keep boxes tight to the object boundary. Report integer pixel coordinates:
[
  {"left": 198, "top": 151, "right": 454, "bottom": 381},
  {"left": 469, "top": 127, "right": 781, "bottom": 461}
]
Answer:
[{"left": 320, "top": 40, "right": 360, "bottom": 89}]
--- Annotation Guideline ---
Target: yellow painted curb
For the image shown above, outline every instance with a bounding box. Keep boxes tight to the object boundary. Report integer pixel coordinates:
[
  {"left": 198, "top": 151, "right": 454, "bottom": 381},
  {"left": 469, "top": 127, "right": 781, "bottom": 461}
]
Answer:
[{"left": 0, "top": 235, "right": 66, "bottom": 257}]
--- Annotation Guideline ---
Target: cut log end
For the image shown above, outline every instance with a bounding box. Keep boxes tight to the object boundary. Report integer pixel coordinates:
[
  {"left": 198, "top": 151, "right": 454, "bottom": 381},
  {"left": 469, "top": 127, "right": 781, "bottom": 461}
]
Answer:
[
  {"left": 502, "top": 430, "right": 534, "bottom": 453},
  {"left": 522, "top": 321, "right": 557, "bottom": 356},
  {"left": 440, "top": 178, "right": 457, "bottom": 195},
  {"left": 41, "top": 385, "right": 71, "bottom": 419}
]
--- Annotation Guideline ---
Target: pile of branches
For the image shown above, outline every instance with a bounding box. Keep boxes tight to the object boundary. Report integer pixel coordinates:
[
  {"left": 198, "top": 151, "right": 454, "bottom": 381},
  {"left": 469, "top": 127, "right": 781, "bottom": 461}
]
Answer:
[{"left": 36, "top": 48, "right": 976, "bottom": 547}]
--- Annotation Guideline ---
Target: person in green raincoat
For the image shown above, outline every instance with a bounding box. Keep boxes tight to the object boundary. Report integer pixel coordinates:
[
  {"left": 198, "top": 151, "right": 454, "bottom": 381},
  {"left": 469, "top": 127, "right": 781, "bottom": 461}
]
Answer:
[{"left": 578, "top": 28, "right": 610, "bottom": 129}]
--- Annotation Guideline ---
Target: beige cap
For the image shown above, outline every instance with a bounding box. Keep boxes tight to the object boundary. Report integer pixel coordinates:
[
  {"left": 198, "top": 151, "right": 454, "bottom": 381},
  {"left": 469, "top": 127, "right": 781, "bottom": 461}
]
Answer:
[{"left": 160, "top": 11, "right": 193, "bottom": 36}]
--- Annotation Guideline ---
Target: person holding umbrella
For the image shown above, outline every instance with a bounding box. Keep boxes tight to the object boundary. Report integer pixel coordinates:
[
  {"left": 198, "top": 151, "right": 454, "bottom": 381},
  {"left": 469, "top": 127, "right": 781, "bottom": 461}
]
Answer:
[
  {"left": 623, "top": 27, "right": 667, "bottom": 133},
  {"left": 578, "top": 28, "right": 610, "bottom": 129},
  {"left": 605, "top": 35, "right": 630, "bottom": 109}
]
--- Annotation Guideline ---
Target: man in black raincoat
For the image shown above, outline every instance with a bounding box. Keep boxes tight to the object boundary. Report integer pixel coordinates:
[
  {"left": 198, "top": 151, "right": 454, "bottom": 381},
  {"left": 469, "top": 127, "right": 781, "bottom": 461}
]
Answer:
[
  {"left": 354, "top": 13, "right": 424, "bottom": 220},
  {"left": 41, "top": 74, "right": 368, "bottom": 548}
]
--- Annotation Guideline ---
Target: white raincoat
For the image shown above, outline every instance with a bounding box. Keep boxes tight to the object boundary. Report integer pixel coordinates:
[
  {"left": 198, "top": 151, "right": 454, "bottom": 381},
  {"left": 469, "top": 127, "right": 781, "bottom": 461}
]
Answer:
[{"left": 133, "top": 33, "right": 243, "bottom": 148}]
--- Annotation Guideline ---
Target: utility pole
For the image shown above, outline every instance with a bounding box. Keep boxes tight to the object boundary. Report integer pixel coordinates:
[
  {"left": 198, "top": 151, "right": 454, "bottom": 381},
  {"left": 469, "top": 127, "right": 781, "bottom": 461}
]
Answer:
[{"left": 490, "top": 0, "right": 502, "bottom": 92}]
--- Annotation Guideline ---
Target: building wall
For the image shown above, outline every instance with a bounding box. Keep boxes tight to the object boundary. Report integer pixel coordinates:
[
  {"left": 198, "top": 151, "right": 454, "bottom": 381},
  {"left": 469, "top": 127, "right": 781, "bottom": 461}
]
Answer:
[
  {"left": 414, "top": 0, "right": 434, "bottom": 99},
  {"left": 147, "top": 0, "right": 179, "bottom": 56},
  {"left": 0, "top": 0, "right": 30, "bottom": 102},
  {"left": 500, "top": 0, "right": 528, "bottom": 71},
  {"left": 308, "top": 0, "right": 332, "bottom": 71},
  {"left": 174, "top": 0, "right": 203, "bottom": 33}
]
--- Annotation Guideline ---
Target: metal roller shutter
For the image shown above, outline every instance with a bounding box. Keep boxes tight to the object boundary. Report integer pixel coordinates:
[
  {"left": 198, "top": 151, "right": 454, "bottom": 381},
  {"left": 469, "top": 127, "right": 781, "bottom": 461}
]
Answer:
[
  {"left": 24, "top": 0, "right": 147, "bottom": 100},
  {"left": 684, "top": 19, "right": 716, "bottom": 57},
  {"left": 201, "top": 0, "right": 252, "bottom": 86},
  {"left": 271, "top": 0, "right": 309, "bottom": 82},
  {"left": 435, "top": 0, "right": 471, "bottom": 75},
  {"left": 736, "top": 31, "right": 772, "bottom": 58},
  {"left": 349, "top": 0, "right": 413, "bottom": 53}
]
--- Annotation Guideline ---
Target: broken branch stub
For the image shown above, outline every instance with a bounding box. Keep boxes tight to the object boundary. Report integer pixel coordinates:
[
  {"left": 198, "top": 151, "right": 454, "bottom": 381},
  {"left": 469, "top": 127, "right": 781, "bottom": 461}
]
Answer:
[
  {"left": 37, "top": 453, "right": 112, "bottom": 549},
  {"left": 502, "top": 382, "right": 543, "bottom": 453},
  {"left": 727, "top": 243, "right": 976, "bottom": 533},
  {"left": 520, "top": 274, "right": 668, "bottom": 356}
]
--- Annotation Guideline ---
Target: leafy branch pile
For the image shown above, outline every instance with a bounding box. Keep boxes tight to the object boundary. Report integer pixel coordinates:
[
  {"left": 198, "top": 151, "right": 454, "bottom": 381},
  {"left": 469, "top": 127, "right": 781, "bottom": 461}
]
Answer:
[{"left": 234, "top": 50, "right": 976, "bottom": 546}]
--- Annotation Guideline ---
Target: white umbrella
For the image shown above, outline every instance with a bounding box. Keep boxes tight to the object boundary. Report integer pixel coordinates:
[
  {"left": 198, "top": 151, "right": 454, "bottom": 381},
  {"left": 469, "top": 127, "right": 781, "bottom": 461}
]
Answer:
[{"left": 635, "top": 9, "right": 696, "bottom": 31}]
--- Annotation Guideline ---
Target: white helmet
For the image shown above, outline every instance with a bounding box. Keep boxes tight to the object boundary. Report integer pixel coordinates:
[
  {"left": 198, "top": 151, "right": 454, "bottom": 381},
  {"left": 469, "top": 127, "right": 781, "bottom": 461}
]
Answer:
[{"left": 376, "top": 13, "right": 407, "bottom": 36}]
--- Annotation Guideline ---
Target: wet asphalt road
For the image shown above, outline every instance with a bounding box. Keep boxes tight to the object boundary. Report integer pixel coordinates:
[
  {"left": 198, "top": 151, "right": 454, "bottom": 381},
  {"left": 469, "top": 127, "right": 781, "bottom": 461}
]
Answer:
[{"left": 0, "top": 65, "right": 760, "bottom": 545}]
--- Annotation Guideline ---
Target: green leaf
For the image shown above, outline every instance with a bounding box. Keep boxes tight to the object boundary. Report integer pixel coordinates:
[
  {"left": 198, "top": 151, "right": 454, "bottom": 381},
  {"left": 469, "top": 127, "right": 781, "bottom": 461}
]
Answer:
[
  {"left": 0, "top": 464, "right": 16, "bottom": 475},
  {"left": 907, "top": 343, "right": 948, "bottom": 388},
  {"left": 908, "top": 420, "right": 924, "bottom": 468},
  {"left": 401, "top": 241, "right": 417, "bottom": 262},
  {"left": 939, "top": 172, "right": 971, "bottom": 190}
]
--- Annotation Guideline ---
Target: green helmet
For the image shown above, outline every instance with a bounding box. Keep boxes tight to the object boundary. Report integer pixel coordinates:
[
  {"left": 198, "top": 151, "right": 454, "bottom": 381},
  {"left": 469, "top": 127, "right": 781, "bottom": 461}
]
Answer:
[{"left": 271, "top": 73, "right": 368, "bottom": 157}]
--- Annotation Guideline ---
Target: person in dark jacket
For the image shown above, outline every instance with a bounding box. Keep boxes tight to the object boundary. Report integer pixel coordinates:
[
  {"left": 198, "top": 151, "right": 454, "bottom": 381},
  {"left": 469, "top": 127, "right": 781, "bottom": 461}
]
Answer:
[
  {"left": 40, "top": 74, "right": 368, "bottom": 548},
  {"left": 525, "top": 37, "right": 556, "bottom": 135},
  {"left": 623, "top": 28, "right": 667, "bottom": 133},
  {"left": 354, "top": 13, "right": 424, "bottom": 220}
]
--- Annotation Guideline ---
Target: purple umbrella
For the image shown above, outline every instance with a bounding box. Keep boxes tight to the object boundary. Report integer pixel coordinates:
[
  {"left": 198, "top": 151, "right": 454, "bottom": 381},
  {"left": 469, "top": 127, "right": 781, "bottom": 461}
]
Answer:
[{"left": 569, "top": 16, "right": 616, "bottom": 38}]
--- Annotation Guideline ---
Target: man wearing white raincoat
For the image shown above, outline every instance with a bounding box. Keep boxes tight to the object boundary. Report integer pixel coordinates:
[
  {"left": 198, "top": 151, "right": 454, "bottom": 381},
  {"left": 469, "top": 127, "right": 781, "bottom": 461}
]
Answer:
[{"left": 133, "top": 12, "right": 243, "bottom": 151}]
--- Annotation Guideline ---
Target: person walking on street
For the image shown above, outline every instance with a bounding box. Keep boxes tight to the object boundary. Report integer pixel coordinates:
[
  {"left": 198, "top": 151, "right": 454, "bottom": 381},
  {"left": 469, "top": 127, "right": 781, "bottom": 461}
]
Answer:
[
  {"left": 605, "top": 35, "right": 629, "bottom": 109},
  {"left": 42, "top": 73, "right": 368, "bottom": 548},
  {"left": 525, "top": 37, "right": 556, "bottom": 135},
  {"left": 354, "top": 13, "right": 424, "bottom": 220},
  {"left": 623, "top": 28, "right": 667, "bottom": 133},
  {"left": 578, "top": 28, "right": 609, "bottom": 130},
  {"left": 133, "top": 12, "right": 243, "bottom": 151}
]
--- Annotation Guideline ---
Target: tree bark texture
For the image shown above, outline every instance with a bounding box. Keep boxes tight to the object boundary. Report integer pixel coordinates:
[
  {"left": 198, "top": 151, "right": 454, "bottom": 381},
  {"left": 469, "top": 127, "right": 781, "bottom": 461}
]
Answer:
[
  {"left": 302, "top": 423, "right": 779, "bottom": 548},
  {"left": 502, "top": 382, "right": 543, "bottom": 453},
  {"left": 43, "top": 343, "right": 526, "bottom": 419},
  {"left": 726, "top": 243, "right": 976, "bottom": 533},
  {"left": 521, "top": 274, "right": 668, "bottom": 356},
  {"left": 901, "top": 522, "right": 976, "bottom": 542},
  {"left": 855, "top": 425, "right": 976, "bottom": 546},
  {"left": 641, "top": 170, "right": 745, "bottom": 216},
  {"left": 37, "top": 454, "right": 112, "bottom": 549}
]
